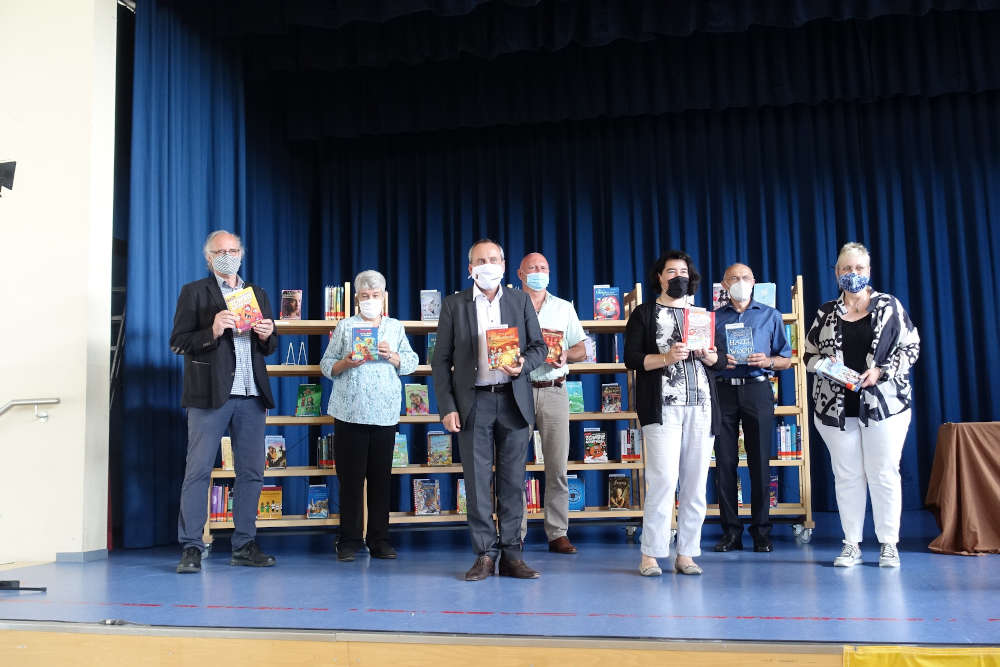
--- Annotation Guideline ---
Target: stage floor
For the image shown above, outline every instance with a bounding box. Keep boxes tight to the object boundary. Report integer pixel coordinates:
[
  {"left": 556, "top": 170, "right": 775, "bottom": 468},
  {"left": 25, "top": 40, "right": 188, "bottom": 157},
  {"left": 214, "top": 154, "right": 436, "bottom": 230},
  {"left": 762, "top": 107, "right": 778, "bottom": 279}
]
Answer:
[{"left": 1, "top": 518, "right": 997, "bottom": 645}]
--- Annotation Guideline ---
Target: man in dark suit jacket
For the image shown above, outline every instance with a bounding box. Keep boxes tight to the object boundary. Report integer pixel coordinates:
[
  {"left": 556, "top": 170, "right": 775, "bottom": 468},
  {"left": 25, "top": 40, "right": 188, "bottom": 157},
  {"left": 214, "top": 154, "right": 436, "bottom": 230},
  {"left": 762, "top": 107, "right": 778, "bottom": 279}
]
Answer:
[
  {"left": 432, "top": 239, "right": 548, "bottom": 581},
  {"left": 169, "top": 230, "right": 279, "bottom": 574}
]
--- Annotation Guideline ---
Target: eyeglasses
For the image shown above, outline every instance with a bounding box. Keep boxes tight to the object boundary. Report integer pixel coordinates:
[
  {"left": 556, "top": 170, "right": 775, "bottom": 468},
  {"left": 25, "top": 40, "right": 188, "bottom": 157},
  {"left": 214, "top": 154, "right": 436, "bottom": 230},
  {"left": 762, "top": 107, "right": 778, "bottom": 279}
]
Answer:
[{"left": 209, "top": 249, "right": 242, "bottom": 256}]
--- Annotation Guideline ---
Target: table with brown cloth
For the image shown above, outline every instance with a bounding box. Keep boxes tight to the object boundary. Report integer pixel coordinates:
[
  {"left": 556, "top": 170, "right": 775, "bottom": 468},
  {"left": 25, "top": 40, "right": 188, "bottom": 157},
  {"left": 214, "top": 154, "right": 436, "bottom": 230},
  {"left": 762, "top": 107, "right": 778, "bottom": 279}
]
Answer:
[{"left": 926, "top": 422, "right": 1000, "bottom": 555}]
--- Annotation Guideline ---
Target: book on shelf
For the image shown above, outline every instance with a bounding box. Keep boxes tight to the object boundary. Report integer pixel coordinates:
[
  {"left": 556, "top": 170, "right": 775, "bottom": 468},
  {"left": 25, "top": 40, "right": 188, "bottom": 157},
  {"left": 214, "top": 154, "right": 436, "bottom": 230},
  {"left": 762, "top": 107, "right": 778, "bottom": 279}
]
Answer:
[
  {"left": 769, "top": 473, "right": 779, "bottom": 508},
  {"left": 567, "top": 475, "right": 585, "bottom": 511},
  {"left": 307, "top": 484, "right": 329, "bottom": 519},
  {"left": 404, "top": 383, "right": 430, "bottom": 415},
  {"left": 541, "top": 328, "right": 564, "bottom": 364},
  {"left": 682, "top": 307, "right": 715, "bottom": 350},
  {"left": 295, "top": 384, "right": 322, "bottom": 417},
  {"left": 258, "top": 485, "right": 283, "bottom": 519},
  {"left": 785, "top": 323, "right": 798, "bottom": 356},
  {"left": 426, "top": 430, "right": 453, "bottom": 466},
  {"left": 601, "top": 383, "right": 621, "bottom": 413},
  {"left": 351, "top": 325, "right": 379, "bottom": 361},
  {"left": 754, "top": 282, "right": 777, "bottom": 308},
  {"left": 264, "top": 435, "right": 286, "bottom": 469},
  {"left": 738, "top": 424, "right": 746, "bottom": 460},
  {"left": 220, "top": 436, "right": 234, "bottom": 470},
  {"left": 737, "top": 478, "right": 744, "bottom": 507},
  {"left": 316, "top": 434, "right": 335, "bottom": 468},
  {"left": 324, "top": 285, "right": 341, "bottom": 320},
  {"left": 583, "top": 336, "right": 597, "bottom": 363},
  {"left": 619, "top": 427, "right": 642, "bottom": 461},
  {"left": 725, "top": 323, "right": 754, "bottom": 364},
  {"left": 279, "top": 289, "right": 302, "bottom": 320},
  {"left": 485, "top": 325, "right": 520, "bottom": 369},
  {"left": 524, "top": 476, "right": 541, "bottom": 513},
  {"left": 412, "top": 479, "right": 441, "bottom": 515},
  {"left": 456, "top": 478, "right": 467, "bottom": 514},
  {"left": 420, "top": 289, "right": 441, "bottom": 321},
  {"left": 566, "top": 380, "right": 584, "bottom": 414},
  {"left": 712, "top": 282, "right": 730, "bottom": 311},
  {"left": 815, "top": 357, "right": 862, "bottom": 392},
  {"left": 608, "top": 473, "right": 631, "bottom": 509},
  {"left": 426, "top": 332, "right": 437, "bottom": 365},
  {"left": 593, "top": 285, "right": 621, "bottom": 320},
  {"left": 770, "top": 376, "right": 779, "bottom": 402},
  {"left": 392, "top": 433, "right": 409, "bottom": 467},
  {"left": 223, "top": 286, "right": 263, "bottom": 333},
  {"left": 532, "top": 430, "right": 544, "bottom": 464},
  {"left": 583, "top": 427, "right": 608, "bottom": 463},
  {"left": 210, "top": 485, "right": 221, "bottom": 521}
]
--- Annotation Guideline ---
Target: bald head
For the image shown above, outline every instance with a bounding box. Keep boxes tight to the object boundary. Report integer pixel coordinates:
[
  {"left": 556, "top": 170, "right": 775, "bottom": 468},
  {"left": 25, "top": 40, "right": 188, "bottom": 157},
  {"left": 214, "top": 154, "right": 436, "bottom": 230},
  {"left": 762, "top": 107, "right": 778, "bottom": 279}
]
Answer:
[
  {"left": 518, "top": 252, "right": 550, "bottom": 292},
  {"left": 722, "top": 263, "right": 755, "bottom": 302}
]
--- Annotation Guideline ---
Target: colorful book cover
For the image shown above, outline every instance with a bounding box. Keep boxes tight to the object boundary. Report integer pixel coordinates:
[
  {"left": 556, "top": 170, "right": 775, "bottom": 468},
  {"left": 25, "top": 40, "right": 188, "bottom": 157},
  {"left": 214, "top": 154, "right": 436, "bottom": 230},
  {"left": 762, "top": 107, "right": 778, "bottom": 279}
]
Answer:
[
  {"left": 426, "top": 430, "right": 453, "bottom": 466},
  {"left": 725, "top": 323, "right": 755, "bottom": 364},
  {"left": 485, "top": 325, "right": 520, "bottom": 369},
  {"left": 583, "top": 336, "right": 597, "bottom": 363},
  {"left": 601, "top": 383, "right": 622, "bottom": 413},
  {"left": 770, "top": 376, "right": 779, "bottom": 402},
  {"left": 279, "top": 289, "right": 302, "bottom": 320},
  {"left": 264, "top": 435, "right": 287, "bottom": 469},
  {"left": 815, "top": 357, "right": 862, "bottom": 391},
  {"left": 712, "top": 282, "right": 731, "bottom": 310},
  {"left": 258, "top": 485, "right": 283, "bottom": 519},
  {"left": 785, "top": 323, "right": 798, "bottom": 356},
  {"left": 220, "top": 436, "right": 234, "bottom": 470},
  {"left": 420, "top": 289, "right": 442, "bottom": 321},
  {"left": 738, "top": 423, "right": 747, "bottom": 460},
  {"left": 351, "top": 325, "right": 378, "bottom": 361},
  {"left": 682, "top": 308, "right": 715, "bottom": 350},
  {"left": 426, "top": 332, "right": 437, "bottom": 365},
  {"left": 619, "top": 427, "right": 642, "bottom": 461},
  {"left": 295, "top": 383, "right": 322, "bottom": 417},
  {"left": 769, "top": 473, "right": 779, "bottom": 508},
  {"left": 223, "top": 286, "right": 263, "bottom": 333},
  {"left": 392, "top": 433, "right": 409, "bottom": 467},
  {"left": 307, "top": 484, "right": 330, "bottom": 519},
  {"left": 210, "top": 485, "right": 220, "bottom": 521},
  {"left": 567, "top": 475, "right": 585, "bottom": 511},
  {"left": 412, "top": 479, "right": 441, "bottom": 515},
  {"left": 737, "top": 478, "right": 744, "bottom": 507},
  {"left": 583, "top": 427, "right": 608, "bottom": 463},
  {"left": 404, "top": 383, "right": 430, "bottom": 415},
  {"left": 754, "top": 282, "right": 777, "bottom": 308},
  {"left": 593, "top": 285, "right": 621, "bottom": 320},
  {"left": 566, "top": 380, "right": 585, "bottom": 413},
  {"left": 532, "top": 430, "right": 544, "bottom": 464},
  {"left": 316, "top": 433, "right": 335, "bottom": 468},
  {"left": 608, "top": 474, "right": 631, "bottom": 509},
  {"left": 542, "top": 328, "right": 564, "bottom": 364},
  {"left": 456, "top": 478, "right": 467, "bottom": 514}
]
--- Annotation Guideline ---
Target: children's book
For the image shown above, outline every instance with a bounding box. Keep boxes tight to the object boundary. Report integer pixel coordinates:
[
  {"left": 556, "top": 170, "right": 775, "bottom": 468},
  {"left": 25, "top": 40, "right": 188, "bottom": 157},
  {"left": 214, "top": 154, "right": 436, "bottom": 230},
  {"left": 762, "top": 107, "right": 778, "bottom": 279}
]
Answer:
[
  {"left": 725, "top": 323, "right": 754, "bottom": 364},
  {"left": 456, "top": 478, "right": 467, "bottom": 514},
  {"left": 264, "top": 435, "right": 286, "bottom": 469},
  {"left": 541, "top": 328, "right": 564, "bottom": 364},
  {"left": 683, "top": 308, "right": 715, "bottom": 350},
  {"left": 583, "top": 427, "right": 608, "bottom": 463},
  {"left": 412, "top": 479, "right": 441, "bottom": 515},
  {"left": 426, "top": 430, "right": 453, "bottom": 466},
  {"left": 769, "top": 473, "right": 779, "bottom": 509},
  {"left": 608, "top": 474, "right": 631, "bottom": 509},
  {"left": 392, "top": 433, "right": 409, "bottom": 467},
  {"left": 295, "top": 384, "right": 322, "bottom": 417},
  {"left": 279, "top": 289, "right": 302, "bottom": 320},
  {"left": 593, "top": 285, "right": 621, "bottom": 320},
  {"left": 712, "top": 282, "right": 730, "bottom": 311},
  {"left": 754, "top": 282, "right": 777, "bottom": 308},
  {"left": 223, "top": 286, "right": 263, "bottom": 333},
  {"left": 566, "top": 380, "right": 585, "bottom": 414},
  {"left": 404, "top": 383, "right": 430, "bottom": 415},
  {"left": 426, "top": 332, "right": 437, "bottom": 365},
  {"left": 258, "top": 485, "right": 283, "bottom": 519},
  {"left": 567, "top": 475, "right": 585, "bottom": 511},
  {"left": 220, "top": 436, "right": 234, "bottom": 470},
  {"left": 601, "top": 383, "right": 621, "bottom": 413},
  {"left": 420, "top": 290, "right": 441, "bottom": 321},
  {"left": 815, "top": 357, "right": 863, "bottom": 392},
  {"left": 351, "top": 325, "right": 378, "bottom": 361},
  {"left": 485, "top": 325, "right": 520, "bottom": 369},
  {"left": 307, "top": 485, "right": 329, "bottom": 519}
]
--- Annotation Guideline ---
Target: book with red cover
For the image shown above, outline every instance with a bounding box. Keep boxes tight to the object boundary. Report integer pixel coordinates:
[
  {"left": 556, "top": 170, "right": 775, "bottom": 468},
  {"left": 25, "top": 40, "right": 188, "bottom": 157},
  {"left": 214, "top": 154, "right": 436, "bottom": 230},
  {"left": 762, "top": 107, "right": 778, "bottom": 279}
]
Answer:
[
  {"left": 485, "top": 325, "right": 520, "bottom": 370},
  {"left": 541, "top": 328, "right": 564, "bottom": 364},
  {"left": 682, "top": 308, "right": 715, "bottom": 350}
]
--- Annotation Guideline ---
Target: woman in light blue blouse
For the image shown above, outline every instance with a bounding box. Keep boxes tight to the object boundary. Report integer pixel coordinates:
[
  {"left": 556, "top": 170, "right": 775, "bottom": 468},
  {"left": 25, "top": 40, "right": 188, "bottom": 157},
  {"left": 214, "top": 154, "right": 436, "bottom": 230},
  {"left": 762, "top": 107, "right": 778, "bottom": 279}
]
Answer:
[{"left": 320, "top": 270, "right": 418, "bottom": 562}]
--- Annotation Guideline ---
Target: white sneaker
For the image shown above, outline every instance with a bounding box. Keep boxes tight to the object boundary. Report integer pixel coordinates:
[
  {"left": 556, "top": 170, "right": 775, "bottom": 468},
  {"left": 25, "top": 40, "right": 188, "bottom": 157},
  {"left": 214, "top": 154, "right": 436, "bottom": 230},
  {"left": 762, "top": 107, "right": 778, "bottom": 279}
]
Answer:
[
  {"left": 879, "top": 543, "right": 900, "bottom": 568},
  {"left": 833, "top": 541, "right": 863, "bottom": 567}
]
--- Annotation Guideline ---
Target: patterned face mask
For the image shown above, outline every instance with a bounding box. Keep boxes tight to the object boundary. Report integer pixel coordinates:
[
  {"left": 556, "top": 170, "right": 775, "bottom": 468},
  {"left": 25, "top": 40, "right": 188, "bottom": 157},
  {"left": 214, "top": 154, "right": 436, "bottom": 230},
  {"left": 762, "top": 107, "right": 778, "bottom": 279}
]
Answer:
[
  {"left": 838, "top": 272, "right": 870, "bottom": 294},
  {"left": 212, "top": 253, "right": 241, "bottom": 276}
]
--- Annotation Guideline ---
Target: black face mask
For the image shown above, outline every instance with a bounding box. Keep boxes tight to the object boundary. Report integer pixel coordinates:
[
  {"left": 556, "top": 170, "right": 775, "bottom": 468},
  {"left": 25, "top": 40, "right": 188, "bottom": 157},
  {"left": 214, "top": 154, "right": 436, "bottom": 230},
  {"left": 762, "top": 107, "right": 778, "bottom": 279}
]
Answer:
[{"left": 665, "top": 276, "right": 689, "bottom": 298}]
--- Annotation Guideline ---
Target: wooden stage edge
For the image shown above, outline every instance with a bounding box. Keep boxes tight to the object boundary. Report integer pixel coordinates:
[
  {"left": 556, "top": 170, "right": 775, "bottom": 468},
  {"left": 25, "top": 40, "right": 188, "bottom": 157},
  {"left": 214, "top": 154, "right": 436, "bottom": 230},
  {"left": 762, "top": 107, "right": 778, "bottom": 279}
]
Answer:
[{"left": 0, "top": 622, "right": 850, "bottom": 666}]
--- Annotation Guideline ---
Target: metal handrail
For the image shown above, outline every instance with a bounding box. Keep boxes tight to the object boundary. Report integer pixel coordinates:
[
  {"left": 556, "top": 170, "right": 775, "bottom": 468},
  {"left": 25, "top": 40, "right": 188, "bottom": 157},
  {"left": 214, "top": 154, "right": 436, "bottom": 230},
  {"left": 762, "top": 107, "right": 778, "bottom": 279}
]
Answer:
[{"left": 0, "top": 398, "right": 60, "bottom": 418}]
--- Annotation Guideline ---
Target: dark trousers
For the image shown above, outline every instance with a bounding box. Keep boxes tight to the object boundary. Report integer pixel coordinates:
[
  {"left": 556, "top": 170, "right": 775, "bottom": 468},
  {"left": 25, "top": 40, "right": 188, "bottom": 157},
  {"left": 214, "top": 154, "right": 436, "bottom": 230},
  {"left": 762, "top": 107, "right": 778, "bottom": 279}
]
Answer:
[
  {"left": 457, "top": 390, "right": 531, "bottom": 562},
  {"left": 714, "top": 381, "right": 774, "bottom": 538},
  {"left": 333, "top": 419, "right": 395, "bottom": 549},
  {"left": 179, "top": 396, "right": 266, "bottom": 550}
]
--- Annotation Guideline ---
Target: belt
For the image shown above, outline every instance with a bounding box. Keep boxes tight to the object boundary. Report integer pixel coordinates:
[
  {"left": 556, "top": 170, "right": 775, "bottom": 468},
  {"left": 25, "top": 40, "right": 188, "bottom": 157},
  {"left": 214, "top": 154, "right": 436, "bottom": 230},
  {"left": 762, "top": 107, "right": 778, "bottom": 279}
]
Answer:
[
  {"left": 475, "top": 383, "right": 512, "bottom": 393},
  {"left": 532, "top": 377, "right": 565, "bottom": 388},
  {"left": 716, "top": 375, "right": 769, "bottom": 386},
  {"left": 228, "top": 394, "right": 260, "bottom": 399}
]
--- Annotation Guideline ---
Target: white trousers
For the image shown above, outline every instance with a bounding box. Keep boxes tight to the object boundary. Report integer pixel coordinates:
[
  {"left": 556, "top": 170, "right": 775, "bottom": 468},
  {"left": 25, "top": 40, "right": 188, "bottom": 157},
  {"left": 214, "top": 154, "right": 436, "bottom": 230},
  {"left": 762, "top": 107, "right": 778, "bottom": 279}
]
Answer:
[
  {"left": 816, "top": 411, "right": 911, "bottom": 545},
  {"left": 641, "top": 403, "right": 714, "bottom": 558}
]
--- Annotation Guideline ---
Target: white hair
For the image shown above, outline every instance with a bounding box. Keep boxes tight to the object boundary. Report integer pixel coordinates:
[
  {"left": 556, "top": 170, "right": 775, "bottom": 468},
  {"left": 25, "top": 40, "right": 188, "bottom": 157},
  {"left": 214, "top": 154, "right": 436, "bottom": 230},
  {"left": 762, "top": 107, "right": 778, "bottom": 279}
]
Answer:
[
  {"left": 836, "top": 241, "right": 870, "bottom": 265},
  {"left": 468, "top": 238, "right": 505, "bottom": 263},
  {"left": 354, "top": 269, "right": 386, "bottom": 293},
  {"left": 203, "top": 230, "right": 243, "bottom": 269}
]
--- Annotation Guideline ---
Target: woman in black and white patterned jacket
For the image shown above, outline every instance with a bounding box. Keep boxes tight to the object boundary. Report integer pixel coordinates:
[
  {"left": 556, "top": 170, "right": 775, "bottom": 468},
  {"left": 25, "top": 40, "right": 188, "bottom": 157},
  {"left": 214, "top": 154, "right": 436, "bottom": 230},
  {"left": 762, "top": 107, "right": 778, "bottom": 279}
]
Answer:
[{"left": 804, "top": 242, "right": 920, "bottom": 569}]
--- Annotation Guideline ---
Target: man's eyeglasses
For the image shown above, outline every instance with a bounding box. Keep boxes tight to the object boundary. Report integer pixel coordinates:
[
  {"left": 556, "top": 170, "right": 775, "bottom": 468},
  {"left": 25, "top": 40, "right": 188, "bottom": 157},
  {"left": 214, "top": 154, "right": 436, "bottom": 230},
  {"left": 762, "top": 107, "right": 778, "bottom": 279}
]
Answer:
[{"left": 210, "top": 249, "right": 242, "bottom": 256}]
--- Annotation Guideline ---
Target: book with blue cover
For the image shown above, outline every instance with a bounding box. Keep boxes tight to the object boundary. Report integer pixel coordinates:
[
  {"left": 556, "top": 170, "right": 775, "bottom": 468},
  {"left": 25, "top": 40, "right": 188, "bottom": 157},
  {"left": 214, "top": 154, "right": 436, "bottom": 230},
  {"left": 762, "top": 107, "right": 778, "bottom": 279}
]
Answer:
[
  {"left": 426, "top": 430, "right": 453, "bottom": 466},
  {"left": 593, "top": 285, "right": 621, "bottom": 320},
  {"left": 351, "top": 325, "right": 378, "bottom": 361},
  {"left": 567, "top": 475, "right": 585, "bottom": 511},
  {"left": 725, "top": 323, "right": 755, "bottom": 364},
  {"left": 306, "top": 484, "right": 329, "bottom": 519},
  {"left": 753, "top": 282, "right": 777, "bottom": 308}
]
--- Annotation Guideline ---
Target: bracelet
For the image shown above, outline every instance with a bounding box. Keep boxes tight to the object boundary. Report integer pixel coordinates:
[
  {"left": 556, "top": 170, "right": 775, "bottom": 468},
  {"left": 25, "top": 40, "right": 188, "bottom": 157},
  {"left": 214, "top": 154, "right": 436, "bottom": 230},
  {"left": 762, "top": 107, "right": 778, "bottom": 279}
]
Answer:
[{"left": 662, "top": 353, "right": 668, "bottom": 367}]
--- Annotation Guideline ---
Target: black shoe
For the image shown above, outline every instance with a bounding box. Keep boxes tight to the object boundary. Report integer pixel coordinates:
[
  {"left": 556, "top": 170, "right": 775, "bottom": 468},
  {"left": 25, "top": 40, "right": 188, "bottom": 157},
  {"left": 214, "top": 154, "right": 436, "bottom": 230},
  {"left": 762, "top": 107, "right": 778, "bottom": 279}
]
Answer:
[
  {"left": 230, "top": 540, "right": 276, "bottom": 567},
  {"left": 713, "top": 533, "right": 744, "bottom": 552},
  {"left": 176, "top": 546, "right": 202, "bottom": 574},
  {"left": 368, "top": 542, "right": 397, "bottom": 559},
  {"left": 498, "top": 557, "right": 540, "bottom": 579},
  {"left": 753, "top": 536, "right": 774, "bottom": 552},
  {"left": 464, "top": 555, "right": 495, "bottom": 581},
  {"left": 336, "top": 545, "right": 357, "bottom": 562}
]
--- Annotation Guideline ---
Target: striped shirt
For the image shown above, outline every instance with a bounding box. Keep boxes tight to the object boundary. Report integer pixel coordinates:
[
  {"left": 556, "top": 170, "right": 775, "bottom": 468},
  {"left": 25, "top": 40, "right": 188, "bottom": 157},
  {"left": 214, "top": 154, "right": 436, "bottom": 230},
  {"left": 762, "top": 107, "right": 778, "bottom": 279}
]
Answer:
[{"left": 215, "top": 274, "right": 259, "bottom": 397}]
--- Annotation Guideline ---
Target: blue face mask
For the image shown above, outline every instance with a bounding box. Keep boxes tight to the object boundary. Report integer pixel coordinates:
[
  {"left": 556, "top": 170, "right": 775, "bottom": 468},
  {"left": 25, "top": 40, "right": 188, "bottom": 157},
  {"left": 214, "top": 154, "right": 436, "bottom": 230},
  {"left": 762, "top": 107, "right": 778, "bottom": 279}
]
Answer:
[
  {"left": 838, "top": 272, "right": 870, "bottom": 294},
  {"left": 524, "top": 272, "right": 549, "bottom": 291}
]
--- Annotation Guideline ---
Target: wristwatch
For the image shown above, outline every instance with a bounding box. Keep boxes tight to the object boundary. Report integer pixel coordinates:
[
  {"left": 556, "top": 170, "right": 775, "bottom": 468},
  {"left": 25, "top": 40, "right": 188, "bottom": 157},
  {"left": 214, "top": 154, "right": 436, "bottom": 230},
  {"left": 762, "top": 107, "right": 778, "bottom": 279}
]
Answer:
[{"left": 767, "top": 357, "right": 774, "bottom": 370}]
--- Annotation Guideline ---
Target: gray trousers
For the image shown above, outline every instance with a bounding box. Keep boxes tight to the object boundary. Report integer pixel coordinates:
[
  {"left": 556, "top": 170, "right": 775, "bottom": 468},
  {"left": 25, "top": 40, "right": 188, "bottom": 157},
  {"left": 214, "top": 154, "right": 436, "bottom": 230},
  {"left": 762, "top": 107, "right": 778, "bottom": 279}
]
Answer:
[
  {"left": 521, "top": 384, "right": 571, "bottom": 541},
  {"left": 458, "top": 390, "right": 530, "bottom": 562},
  {"left": 178, "top": 396, "right": 266, "bottom": 550}
]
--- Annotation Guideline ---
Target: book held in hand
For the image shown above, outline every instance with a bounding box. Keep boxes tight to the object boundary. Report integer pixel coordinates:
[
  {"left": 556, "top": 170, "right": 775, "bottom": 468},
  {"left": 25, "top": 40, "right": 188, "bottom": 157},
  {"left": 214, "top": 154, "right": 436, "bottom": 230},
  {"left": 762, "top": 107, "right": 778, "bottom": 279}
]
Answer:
[
  {"left": 682, "top": 308, "right": 715, "bottom": 350},
  {"left": 426, "top": 430, "right": 453, "bottom": 466},
  {"left": 583, "top": 427, "right": 608, "bottom": 463},
  {"left": 279, "top": 289, "right": 302, "bottom": 320},
  {"left": 601, "top": 383, "right": 621, "bottom": 413},
  {"left": 307, "top": 485, "right": 329, "bottom": 519},
  {"left": 264, "top": 435, "right": 286, "bottom": 469},
  {"left": 565, "top": 380, "right": 584, "bottom": 413},
  {"left": 485, "top": 325, "right": 520, "bottom": 369},
  {"left": 412, "top": 479, "right": 441, "bottom": 515},
  {"left": 351, "top": 325, "right": 378, "bottom": 361},
  {"left": 404, "top": 383, "right": 430, "bottom": 415},
  {"left": 420, "top": 290, "right": 441, "bottom": 321},
  {"left": 593, "top": 285, "right": 621, "bottom": 320},
  {"left": 608, "top": 474, "right": 631, "bottom": 509},
  {"left": 392, "top": 433, "right": 409, "bottom": 467},
  {"left": 541, "top": 328, "right": 564, "bottom": 364},
  {"left": 295, "top": 384, "right": 322, "bottom": 417},
  {"left": 223, "top": 286, "right": 263, "bottom": 333},
  {"left": 815, "top": 357, "right": 862, "bottom": 392},
  {"left": 725, "top": 323, "right": 754, "bottom": 364}
]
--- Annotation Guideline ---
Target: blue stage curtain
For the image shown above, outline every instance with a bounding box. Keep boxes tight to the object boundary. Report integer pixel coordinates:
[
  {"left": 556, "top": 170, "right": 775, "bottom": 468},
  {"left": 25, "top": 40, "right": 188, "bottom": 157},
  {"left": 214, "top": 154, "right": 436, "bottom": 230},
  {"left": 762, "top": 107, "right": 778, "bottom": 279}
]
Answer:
[{"left": 121, "top": 0, "right": 1000, "bottom": 547}]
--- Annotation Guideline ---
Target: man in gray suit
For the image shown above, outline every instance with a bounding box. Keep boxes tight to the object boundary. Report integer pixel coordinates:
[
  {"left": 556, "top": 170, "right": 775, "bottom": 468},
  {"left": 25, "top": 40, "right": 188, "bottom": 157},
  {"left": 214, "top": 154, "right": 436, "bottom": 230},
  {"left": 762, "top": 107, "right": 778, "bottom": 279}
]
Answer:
[{"left": 433, "top": 239, "right": 548, "bottom": 581}]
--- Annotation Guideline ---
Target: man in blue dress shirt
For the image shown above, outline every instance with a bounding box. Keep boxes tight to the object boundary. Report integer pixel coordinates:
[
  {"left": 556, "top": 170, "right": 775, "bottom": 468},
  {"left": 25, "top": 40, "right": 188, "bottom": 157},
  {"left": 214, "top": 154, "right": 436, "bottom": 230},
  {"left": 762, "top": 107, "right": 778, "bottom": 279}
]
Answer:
[{"left": 712, "top": 263, "right": 792, "bottom": 553}]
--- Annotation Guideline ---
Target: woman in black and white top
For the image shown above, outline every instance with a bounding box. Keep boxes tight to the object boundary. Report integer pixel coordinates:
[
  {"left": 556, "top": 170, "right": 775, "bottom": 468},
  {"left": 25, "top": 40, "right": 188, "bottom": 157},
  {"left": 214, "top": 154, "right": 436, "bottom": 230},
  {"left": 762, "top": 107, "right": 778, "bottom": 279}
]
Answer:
[
  {"left": 625, "top": 250, "right": 725, "bottom": 577},
  {"left": 804, "top": 242, "right": 920, "bottom": 569}
]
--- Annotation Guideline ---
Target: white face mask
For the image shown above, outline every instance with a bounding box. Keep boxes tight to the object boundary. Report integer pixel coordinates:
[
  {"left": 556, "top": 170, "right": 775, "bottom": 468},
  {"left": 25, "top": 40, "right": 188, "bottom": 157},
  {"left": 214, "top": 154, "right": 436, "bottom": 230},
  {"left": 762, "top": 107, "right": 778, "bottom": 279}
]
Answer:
[
  {"left": 358, "top": 298, "right": 382, "bottom": 319},
  {"left": 727, "top": 280, "right": 753, "bottom": 303},
  {"left": 212, "top": 253, "right": 241, "bottom": 276},
  {"left": 471, "top": 263, "right": 504, "bottom": 291}
]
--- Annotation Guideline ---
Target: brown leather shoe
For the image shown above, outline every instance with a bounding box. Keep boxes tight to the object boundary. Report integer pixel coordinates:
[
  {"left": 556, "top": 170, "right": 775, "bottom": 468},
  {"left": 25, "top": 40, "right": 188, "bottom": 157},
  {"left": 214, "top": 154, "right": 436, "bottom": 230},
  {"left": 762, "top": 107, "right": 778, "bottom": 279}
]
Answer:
[
  {"left": 498, "top": 557, "right": 540, "bottom": 579},
  {"left": 548, "top": 536, "right": 578, "bottom": 554},
  {"left": 464, "top": 555, "right": 495, "bottom": 581}
]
